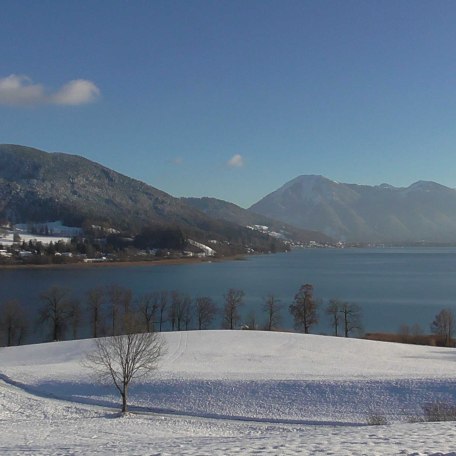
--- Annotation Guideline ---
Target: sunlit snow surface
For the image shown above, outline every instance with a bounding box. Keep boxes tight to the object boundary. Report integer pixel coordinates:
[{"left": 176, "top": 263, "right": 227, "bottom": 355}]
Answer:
[{"left": 1, "top": 330, "right": 456, "bottom": 455}]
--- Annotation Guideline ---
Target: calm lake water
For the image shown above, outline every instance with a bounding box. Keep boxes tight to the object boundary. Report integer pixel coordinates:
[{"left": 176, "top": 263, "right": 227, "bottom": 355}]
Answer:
[{"left": 2, "top": 247, "right": 456, "bottom": 342}]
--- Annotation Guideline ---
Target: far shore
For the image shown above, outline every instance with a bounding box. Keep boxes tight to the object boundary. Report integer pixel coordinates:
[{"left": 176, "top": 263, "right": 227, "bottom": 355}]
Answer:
[{"left": 0, "top": 254, "right": 250, "bottom": 270}]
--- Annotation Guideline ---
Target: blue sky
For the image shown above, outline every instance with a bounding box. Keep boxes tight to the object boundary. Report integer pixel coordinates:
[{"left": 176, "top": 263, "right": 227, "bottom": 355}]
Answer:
[{"left": 2, "top": 0, "right": 456, "bottom": 207}]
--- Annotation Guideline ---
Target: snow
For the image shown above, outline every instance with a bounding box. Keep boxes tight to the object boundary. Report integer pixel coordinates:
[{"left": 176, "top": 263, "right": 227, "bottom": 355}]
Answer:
[
  {"left": 14, "top": 221, "right": 82, "bottom": 237},
  {"left": 1, "top": 330, "right": 456, "bottom": 454},
  {"left": 0, "top": 221, "right": 77, "bottom": 246},
  {"left": 188, "top": 239, "right": 216, "bottom": 256},
  {"left": 0, "top": 232, "right": 72, "bottom": 246}
]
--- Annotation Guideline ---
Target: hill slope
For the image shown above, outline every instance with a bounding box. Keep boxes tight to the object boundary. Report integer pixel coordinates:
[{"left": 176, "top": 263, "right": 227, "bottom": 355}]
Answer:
[
  {"left": 182, "top": 196, "right": 332, "bottom": 244},
  {"left": 0, "top": 331, "right": 455, "bottom": 454},
  {"left": 0, "top": 145, "right": 286, "bottom": 252},
  {"left": 250, "top": 175, "right": 456, "bottom": 243}
]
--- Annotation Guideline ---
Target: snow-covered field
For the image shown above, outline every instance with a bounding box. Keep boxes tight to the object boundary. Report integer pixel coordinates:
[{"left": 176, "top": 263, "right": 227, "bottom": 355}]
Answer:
[
  {"left": 0, "top": 232, "right": 72, "bottom": 246},
  {"left": 0, "top": 221, "right": 77, "bottom": 246},
  {"left": 1, "top": 330, "right": 456, "bottom": 455}
]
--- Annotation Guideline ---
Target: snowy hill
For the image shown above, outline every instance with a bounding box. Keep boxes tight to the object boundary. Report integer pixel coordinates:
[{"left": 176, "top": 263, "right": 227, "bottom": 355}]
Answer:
[{"left": 1, "top": 330, "right": 456, "bottom": 454}]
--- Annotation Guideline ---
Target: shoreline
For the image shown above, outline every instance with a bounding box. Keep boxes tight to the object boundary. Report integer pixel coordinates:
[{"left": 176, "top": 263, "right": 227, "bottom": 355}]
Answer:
[{"left": 0, "top": 254, "right": 248, "bottom": 270}]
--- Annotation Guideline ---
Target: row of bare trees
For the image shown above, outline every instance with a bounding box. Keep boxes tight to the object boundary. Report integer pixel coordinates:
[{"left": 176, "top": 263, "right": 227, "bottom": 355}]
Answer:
[
  {"left": 0, "top": 286, "right": 276, "bottom": 345},
  {"left": 395, "top": 308, "right": 456, "bottom": 347},
  {"left": 0, "top": 282, "right": 366, "bottom": 346},
  {"left": 39, "top": 285, "right": 222, "bottom": 342},
  {"left": 288, "top": 283, "right": 363, "bottom": 337}
]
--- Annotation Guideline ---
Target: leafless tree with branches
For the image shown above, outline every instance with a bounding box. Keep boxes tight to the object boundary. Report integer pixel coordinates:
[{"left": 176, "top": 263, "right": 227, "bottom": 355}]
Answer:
[
  {"left": 263, "top": 293, "right": 282, "bottom": 331},
  {"left": 326, "top": 299, "right": 342, "bottom": 336},
  {"left": 87, "top": 287, "right": 104, "bottom": 338},
  {"left": 195, "top": 296, "right": 217, "bottom": 330},
  {"left": 68, "top": 298, "right": 83, "bottom": 340},
  {"left": 137, "top": 292, "right": 158, "bottom": 332},
  {"left": 223, "top": 288, "right": 244, "bottom": 329},
  {"left": 38, "top": 286, "right": 71, "bottom": 341},
  {"left": 157, "top": 291, "right": 168, "bottom": 332},
  {"left": 431, "top": 308, "right": 455, "bottom": 347},
  {"left": 84, "top": 328, "right": 165, "bottom": 413},
  {"left": 340, "top": 302, "right": 363, "bottom": 337},
  {"left": 0, "top": 299, "right": 27, "bottom": 346},
  {"left": 289, "top": 284, "right": 318, "bottom": 334},
  {"left": 107, "top": 285, "right": 133, "bottom": 335}
]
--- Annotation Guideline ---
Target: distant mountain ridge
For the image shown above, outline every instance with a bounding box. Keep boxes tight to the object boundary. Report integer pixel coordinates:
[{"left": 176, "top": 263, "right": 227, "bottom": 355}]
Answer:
[
  {"left": 249, "top": 175, "right": 456, "bottom": 243},
  {"left": 182, "top": 196, "right": 332, "bottom": 244},
  {"left": 0, "top": 144, "right": 286, "bottom": 252}
]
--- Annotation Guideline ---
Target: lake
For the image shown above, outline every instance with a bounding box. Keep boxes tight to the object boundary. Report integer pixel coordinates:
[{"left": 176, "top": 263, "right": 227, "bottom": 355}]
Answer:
[{"left": 1, "top": 247, "right": 456, "bottom": 342}]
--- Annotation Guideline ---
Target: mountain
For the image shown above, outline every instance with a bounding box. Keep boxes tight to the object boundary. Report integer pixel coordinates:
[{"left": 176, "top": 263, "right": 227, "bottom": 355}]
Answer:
[
  {"left": 182, "top": 196, "right": 332, "bottom": 244},
  {"left": 250, "top": 175, "right": 456, "bottom": 243},
  {"left": 0, "top": 144, "right": 286, "bottom": 252}
]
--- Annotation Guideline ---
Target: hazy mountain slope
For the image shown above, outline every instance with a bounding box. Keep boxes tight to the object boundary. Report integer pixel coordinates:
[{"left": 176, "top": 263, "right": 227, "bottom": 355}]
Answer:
[
  {"left": 0, "top": 145, "right": 285, "bottom": 250},
  {"left": 250, "top": 175, "right": 456, "bottom": 243},
  {"left": 182, "top": 196, "right": 332, "bottom": 243}
]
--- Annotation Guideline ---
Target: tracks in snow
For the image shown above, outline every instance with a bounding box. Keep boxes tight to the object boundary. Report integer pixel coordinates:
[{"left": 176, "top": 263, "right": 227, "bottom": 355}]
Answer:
[{"left": 164, "top": 331, "right": 189, "bottom": 366}]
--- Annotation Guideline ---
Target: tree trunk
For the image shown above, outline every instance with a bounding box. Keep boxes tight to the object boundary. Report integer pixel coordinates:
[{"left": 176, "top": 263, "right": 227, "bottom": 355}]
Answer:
[
  {"left": 121, "top": 390, "right": 128, "bottom": 413},
  {"left": 7, "top": 324, "right": 12, "bottom": 346},
  {"left": 93, "top": 308, "right": 98, "bottom": 338}
]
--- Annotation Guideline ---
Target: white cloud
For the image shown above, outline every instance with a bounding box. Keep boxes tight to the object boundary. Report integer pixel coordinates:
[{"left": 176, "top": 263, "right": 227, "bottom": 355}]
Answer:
[
  {"left": 0, "top": 74, "right": 100, "bottom": 106},
  {"left": 227, "top": 154, "right": 244, "bottom": 168},
  {"left": 51, "top": 79, "right": 100, "bottom": 105},
  {"left": 0, "top": 75, "right": 45, "bottom": 106}
]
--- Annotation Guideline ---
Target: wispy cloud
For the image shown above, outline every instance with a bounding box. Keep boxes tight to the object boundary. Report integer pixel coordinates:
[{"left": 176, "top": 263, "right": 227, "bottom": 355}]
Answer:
[
  {"left": 0, "top": 74, "right": 101, "bottom": 106},
  {"left": 170, "top": 157, "right": 183, "bottom": 166},
  {"left": 227, "top": 154, "right": 244, "bottom": 168}
]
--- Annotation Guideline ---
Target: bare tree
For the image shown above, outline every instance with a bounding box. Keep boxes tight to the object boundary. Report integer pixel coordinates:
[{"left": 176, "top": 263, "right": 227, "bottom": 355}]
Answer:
[
  {"left": 398, "top": 322, "right": 425, "bottom": 344},
  {"left": 107, "top": 285, "right": 133, "bottom": 335},
  {"left": 120, "top": 288, "right": 133, "bottom": 316},
  {"left": 157, "top": 291, "right": 168, "bottom": 332},
  {"left": 38, "top": 286, "right": 71, "bottom": 341},
  {"left": 223, "top": 288, "right": 244, "bottom": 329},
  {"left": 340, "top": 302, "right": 363, "bottom": 338},
  {"left": 244, "top": 309, "right": 258, "bottom": 330},
  {"left": 168, "top": 291, "right": 179, "bottom": 331},
  {"left": 68, "top": 298, "right": 83, "bottom": 340},
  {"left": 195, "top": 296, "right": 217, "bottom": 330},
  {"left": 87, "top": 287, "right": 104, "bottom": 338},
  {"left": 398, "top": 323, "right": 411, "bottom": 343},
  {"left": 137, "top": 292, "right": 158, "bottom": 332},
  {"left": 289, "top": 284, "right": 318, "bottom": 334},
  {"left": 263, "top": 293, "right": 282, "bottom": 331},
  {"left": 0, "top": 299, "right": 27, "bottom": 346},
  {"left": 107, "top": 284, "right": 122, "bottom": 335},
  {"left": 168, "top": 292, "right": 192, "bottom": 331},
  {"left": 182, "top": 295, "right": 193, "bottom": 330},
  {"left": 84, "top": 328, "right": 165, "bottom": 414},
  {"left": 411, "top": 323, "right": 423, "bottom": 337},
  {"left": 326, "top": 299, "right": 342, "bottom": 336},
  {"left": 431, "top": 308, "right": 455, "bottom": 347}
]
